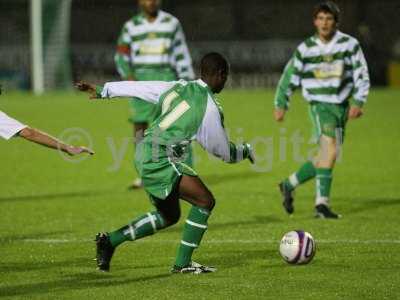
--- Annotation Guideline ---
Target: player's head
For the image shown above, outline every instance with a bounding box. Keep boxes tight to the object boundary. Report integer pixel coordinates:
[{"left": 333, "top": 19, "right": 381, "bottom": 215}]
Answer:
[
  {"left": 138, "top": 0, "right": 160, "bottom": 17},
  {"left": 200, "top": 52, "right": 229, "bottom": 94},
  {"left": 313, "top": 2, "right": 340, "bottom": 38}
]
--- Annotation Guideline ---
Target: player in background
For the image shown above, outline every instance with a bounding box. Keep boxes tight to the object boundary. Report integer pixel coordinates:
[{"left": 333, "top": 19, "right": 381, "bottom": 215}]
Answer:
[
  {"left": 76, "top": 53, "right": 255, "bottom": 274},
  {"left": 115, "top": 0, "right": 195, "bottom": 189},
  {"left": 274, "top": 2, "right": 370, "bottom": 218}
]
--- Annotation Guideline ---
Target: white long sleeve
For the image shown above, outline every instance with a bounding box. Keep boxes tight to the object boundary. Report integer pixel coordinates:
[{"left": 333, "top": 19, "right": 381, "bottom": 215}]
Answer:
[
  {"left": 196, "top": 95, "right": 236, "bottom": 163},
  {"left": 100, "top": 81, "right": 177, "bottom": 103},
  {"left": 0, "top": 111, "right": 27, "bottom": 140}
]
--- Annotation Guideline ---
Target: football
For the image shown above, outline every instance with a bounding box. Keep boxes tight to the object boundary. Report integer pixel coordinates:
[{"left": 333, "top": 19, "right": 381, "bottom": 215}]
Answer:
[{"left": 279, "top": 230, "right": 316, "bottom": 265}]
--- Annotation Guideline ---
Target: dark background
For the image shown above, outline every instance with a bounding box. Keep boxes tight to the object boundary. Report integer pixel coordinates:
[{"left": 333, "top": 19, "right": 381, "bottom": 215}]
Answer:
[{"left": 1, "top": 0, "right": 400, "bottom": 88}]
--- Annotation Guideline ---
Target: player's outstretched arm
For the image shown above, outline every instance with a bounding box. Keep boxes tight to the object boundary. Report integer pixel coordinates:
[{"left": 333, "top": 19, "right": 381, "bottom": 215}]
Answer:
[
  {"left": 18, "top": 127, "right": 94, "bottom": 156},
  {"left": 75, "top": 81, "right": 98, "bottom": 99},
  {"left": 75, "top": 80, "right": 175, "bottom": 104}
]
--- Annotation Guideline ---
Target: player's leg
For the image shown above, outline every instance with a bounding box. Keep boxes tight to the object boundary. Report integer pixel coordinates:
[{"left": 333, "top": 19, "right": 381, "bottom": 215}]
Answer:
[
  {"left": 314, "top": 134, "right": 339, "bottom": 218},
  {"left": 107, "top": 196, "right": 178, "bottom": 247},
  {"left": 95, "top": 185, "right": 181, "bottom": 271},
  {"left": 128, "top": 98, "right": 155, "bottom": 189},
  {"left": 134, "top": 122, "right": 147, "bottom": 145},
  {"left": 129, "top": 122, "right": 148, "bottom": 189},
  {"left": 279, "top": 160, "right": 316, "bottom": 214},
  {"left": 278, "top": 104, "right": 320, "bottom": 214},
  {"left": 312, "top": 103, "right": 346, "bottom": 218},
  {"left": 172, "top": 175, "right": 216, "bottom": 273}
]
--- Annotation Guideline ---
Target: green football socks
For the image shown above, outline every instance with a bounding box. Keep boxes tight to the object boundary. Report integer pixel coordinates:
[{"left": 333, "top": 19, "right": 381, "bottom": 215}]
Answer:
[
  {"left": 315, "top": 168, "right": 333, "bottom": 206},
  {"left": 174, "top": 206, "right": 210, "bottom": 268},
  {"left": 109, "top": 211, "right": 166, "bottom": 247},
  {"left": 284, "top": 161, "right": 316, "bottom": 191}
]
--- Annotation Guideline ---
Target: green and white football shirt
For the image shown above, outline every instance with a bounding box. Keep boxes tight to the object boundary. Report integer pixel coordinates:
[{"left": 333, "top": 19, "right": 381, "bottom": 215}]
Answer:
[
  {"left": 115, "top": 10, "right": 194, "bottom": 81},
  {"left": 99, "top": 79, "right": 245, "bottom": 163},
  {"left": 275, "top": 30, "right": 370, "bottom": 109},
  {"left": 98, "top": 79, "right": 250, "bottom": 199}
]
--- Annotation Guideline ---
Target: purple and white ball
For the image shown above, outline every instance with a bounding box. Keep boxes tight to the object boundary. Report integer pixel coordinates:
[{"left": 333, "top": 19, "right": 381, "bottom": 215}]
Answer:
[{"left": 279, "top": 230, "right": 316, "bottom": 265}]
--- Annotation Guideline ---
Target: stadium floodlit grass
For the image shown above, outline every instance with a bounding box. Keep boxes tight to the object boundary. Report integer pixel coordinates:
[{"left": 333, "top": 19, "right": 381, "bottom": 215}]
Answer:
[{"left": 0, "top": 88, "right": 399, "bottom": 299}]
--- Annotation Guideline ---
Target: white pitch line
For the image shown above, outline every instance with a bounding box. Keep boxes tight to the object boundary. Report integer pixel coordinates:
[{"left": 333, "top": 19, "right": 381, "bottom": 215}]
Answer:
[{"left": 20, "top": 238, "right": 400, "bottom": 244}]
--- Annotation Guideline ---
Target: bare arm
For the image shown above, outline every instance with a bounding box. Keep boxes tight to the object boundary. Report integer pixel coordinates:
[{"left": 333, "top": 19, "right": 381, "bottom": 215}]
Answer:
[{"left": 18, "top": 127, "right": 94, "bottom": 156}]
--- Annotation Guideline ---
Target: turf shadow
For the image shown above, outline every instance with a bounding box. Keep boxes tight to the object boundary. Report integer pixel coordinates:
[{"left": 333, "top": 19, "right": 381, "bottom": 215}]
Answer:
[
  {"left": 0, "top": 272, "right": 171, "bottom": 297},
  {"left": 0, "top": 257, "right": 89, "bottom": 273},
  {"left": 202, "top": 170, "right": 264, "bottom": 185},
  {"left": 0, "top": 230, "right": 72, "bottom": 244},
  {"left": 0, "top": 190, "right": 119, "bottom": 203},
  {"left": 164, "top": 214, "right": 283, "bottom": 233},
  {"left": 342, "top": 197, "right": 400, "bottom": 214},
  {"left": 205, "top": 248, "right": 277, "bottom": 269}
]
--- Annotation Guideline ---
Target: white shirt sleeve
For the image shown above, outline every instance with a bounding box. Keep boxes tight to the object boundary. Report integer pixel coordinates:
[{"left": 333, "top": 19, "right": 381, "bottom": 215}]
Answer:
[
  {"left": 100, "top": 81, "right": 178, "bottom": 104},
  {"left": 195, "top": 95, "right": 232, "bottom": 162},
  {"left": 0, "top": 111, "right": 27, "bottom": 140}
]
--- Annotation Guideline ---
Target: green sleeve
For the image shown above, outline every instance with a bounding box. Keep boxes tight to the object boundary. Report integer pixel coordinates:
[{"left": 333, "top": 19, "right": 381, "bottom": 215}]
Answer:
[
  {"left": 274, "top": 49, "right": 304, "bottom": 110},
  {"left": 114, "top": 27, "right": 134, "bottom": 80},
  {"left": 350, "top": 99, "right": 364, "bottom": 108},
  {"left": 115, "top": 54, "right": 134, "bottom": 80},
  {"left": 274, "top": 58, "right": 296, "bottom": 110}
]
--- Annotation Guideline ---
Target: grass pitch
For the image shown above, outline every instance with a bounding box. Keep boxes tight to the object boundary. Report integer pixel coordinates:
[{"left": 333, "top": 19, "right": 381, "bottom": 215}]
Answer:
[{"left": 0, "top": 88, "right": 399, "bottom": 299}]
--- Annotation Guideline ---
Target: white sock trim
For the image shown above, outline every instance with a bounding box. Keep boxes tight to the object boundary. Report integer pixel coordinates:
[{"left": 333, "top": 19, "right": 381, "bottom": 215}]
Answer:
[
  {"left": 289, "top": 173, "right": 299, "bottom": 187},
  {"left": 147, "top": 212, "right": 157, "bottom": 233},
  {"left": 128, "top": 225, "right": 136, "bottom": 240},
  {"left": 181, "top": 240, "right": 198, "bottom": 248},
  {"left": 186, "top": 219, "right": 207, "bottom": 229},
  {"left": 316, "top": 178, "right": 321, "bottom": 198},
  {"left": 316, "top": 197, "right": 329, "bottom": 206},
  {"left": 123, "top": 225, "right": 136, "bottom": 240}
]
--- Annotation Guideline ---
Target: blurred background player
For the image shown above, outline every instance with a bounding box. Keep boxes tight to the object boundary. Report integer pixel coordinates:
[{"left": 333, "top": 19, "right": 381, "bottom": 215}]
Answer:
[
  {"left": 114, "top": 0, "right": 195, "bottom": 189},
  {"left": 274, "top": 2, "right": 370, "bottom": 218},
  {"left": 76, "top": 53, "right": 254, "bottom": 274}
]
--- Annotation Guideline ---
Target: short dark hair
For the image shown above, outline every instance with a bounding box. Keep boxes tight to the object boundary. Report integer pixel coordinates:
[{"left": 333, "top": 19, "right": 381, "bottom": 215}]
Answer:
[
  {"left": 313, "top": 1, "right": 340, "bottom": 23},
  {"left": 200, "top": 52, "right": 229, "bottom": 76}
]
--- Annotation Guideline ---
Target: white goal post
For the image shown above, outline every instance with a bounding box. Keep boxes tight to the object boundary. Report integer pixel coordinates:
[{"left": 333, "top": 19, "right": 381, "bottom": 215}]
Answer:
[
  {"left": 31, "top": 0, "right": 44, "bottom": 95},
  {"left": 30, "top": 0, "right": 72, "bottom": 94}
]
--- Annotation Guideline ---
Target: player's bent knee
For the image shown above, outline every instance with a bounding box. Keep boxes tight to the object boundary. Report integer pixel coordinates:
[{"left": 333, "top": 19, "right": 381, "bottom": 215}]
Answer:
[
  {"left": 199, "top": 196, "right": 215, "bottom": 211},
  {"left": 163, "top": 210, "right": 181, "bottom": 227}
]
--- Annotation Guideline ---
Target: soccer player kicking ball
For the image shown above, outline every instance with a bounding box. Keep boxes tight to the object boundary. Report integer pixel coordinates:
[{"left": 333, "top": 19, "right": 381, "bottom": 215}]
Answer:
[
  {"left": 274, "top": 2, "right": 370, "bottom": 218},
  {"left": 76, "top": 53, "right": 255, "bottom": 274}
]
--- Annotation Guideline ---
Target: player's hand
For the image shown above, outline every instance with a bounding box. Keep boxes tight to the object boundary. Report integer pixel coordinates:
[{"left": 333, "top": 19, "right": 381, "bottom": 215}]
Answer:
[
  {"left": 244, "top": 143, "right": 255, "bottom": 164},
  {"left": 274, "top": 109, "right": 286, "bottom": 122},
  {"left": 75, "top": 81, "right": 97, "bottom": 99},
  {"left": 348, "top": 106, "right": 363, "bottom": 119},
  {"left": 65, "top": 145, "right": 95, "bottom": 156}
]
